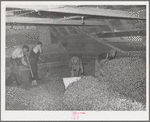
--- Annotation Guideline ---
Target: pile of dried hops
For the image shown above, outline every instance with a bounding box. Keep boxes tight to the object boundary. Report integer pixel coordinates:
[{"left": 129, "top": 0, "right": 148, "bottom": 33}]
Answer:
[
  {"left": 6, "top": 80, "right": 65, "bottom": 110},
  {"left": 6, "top": 57, "right": 146, "bottom": 111},
  {"left": 63, "top": 76, "right": 146, "bottom": 111},
  {"left": 100, "top": 57, "right": 146, "bottom": 103},
  {"left": 83, "top": 57, "right": 146, "bottom": 103},
  {"left": 6, "top": 86, "right": 33, "bottom": 110}
]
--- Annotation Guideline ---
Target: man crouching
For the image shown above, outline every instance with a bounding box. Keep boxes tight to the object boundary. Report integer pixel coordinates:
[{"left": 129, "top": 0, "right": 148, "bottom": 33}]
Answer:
[
  {"left": 95, "top": 49, "right": 117, "bottom": 78},
  {"left": 69, "top": 56, "right": 84, "bottom": 77}
]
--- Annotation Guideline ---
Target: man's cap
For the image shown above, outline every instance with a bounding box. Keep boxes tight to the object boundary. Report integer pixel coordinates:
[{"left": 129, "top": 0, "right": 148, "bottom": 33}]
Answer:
[
  {"left": 109, "top": 49, "right": 117, "bottom": 53},
  {"left": 71, "top": 56, "right": 79, "bottom": 62},
  {"left": 23, "top": 45, "right": 29, "bottom": 51},
  {"left": 37, "top": 42, "right": 42, "bottom": 45}
]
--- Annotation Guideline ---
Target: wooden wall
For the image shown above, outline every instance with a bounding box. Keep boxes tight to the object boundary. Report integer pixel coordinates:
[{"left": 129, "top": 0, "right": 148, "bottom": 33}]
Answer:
[{"left": 6, "top": 24, "right": 146, "bottom": 81}]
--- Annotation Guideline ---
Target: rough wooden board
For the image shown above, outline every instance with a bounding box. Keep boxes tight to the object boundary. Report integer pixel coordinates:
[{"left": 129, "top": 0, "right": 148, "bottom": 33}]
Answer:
[
  {"left": 108, "top": 42, "right": 146, "bottom": 51},
  {"left": 104, "top": 19, "right": 114, "bottom": 32},
  {"left": 55, "top": 27, "right": 64, "bottom": 36},
  {"left": 6, "top": 5, "right": 146, "bottom": 19},
  {"left": 49, "top": 27, "right": 57, "bottom": 37},
  {"left": 73, "top": 26, "right": 127, "bottom": 54},
  {"left": 64, "top": 27, "right": 72, "bottom": 35},
  {"left": 101, "top": 36, "right": 146, "bottom": 42},
  {"left": 6, "top": 17, "right": 107, "bottom": 25}
]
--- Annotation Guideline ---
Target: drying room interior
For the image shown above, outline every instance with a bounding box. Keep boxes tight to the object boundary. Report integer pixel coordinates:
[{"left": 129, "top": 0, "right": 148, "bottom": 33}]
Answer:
[{"left": 5, "top": 5, "right": 147, "bottom": 111}]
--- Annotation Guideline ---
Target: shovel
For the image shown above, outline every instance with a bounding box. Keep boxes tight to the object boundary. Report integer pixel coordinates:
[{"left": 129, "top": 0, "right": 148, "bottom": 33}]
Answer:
[{"left": 25, "top": 53, "right": 37, "bottom": 86}]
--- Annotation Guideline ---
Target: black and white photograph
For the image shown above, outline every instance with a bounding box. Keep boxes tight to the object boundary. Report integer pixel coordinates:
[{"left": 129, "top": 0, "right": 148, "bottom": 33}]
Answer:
[{"left": 1, "top": 1, "right": 149, "bottom": 121}]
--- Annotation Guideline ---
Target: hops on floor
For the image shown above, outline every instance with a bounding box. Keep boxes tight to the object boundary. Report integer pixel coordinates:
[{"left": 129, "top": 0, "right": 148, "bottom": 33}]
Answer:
[
  {"left": 63, "top": 76, "right": 146, "bottom": 111},
  {"left": 100, "top": 57, "right": 146, "bottom": 103},
  {"left": 6, "top": 81, "right": 65, "bottom": 111}
]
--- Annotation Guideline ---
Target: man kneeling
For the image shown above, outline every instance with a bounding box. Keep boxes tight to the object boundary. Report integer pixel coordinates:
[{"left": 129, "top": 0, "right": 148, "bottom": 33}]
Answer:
[
  {"left": 69, "top": 56, "right": 84, "bottom": 77},
  {"left": 95, "top": 49, "right": 117, "bottom": 78}
]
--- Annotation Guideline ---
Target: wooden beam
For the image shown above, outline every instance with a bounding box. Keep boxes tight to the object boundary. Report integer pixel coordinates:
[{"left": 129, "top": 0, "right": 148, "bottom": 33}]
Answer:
[
  {"left": 78, "top": 26, "right": 86, "bottom": 32},
  {"left": 104, "top": 19, "right": 116, "bottom": 37},
  {"left": 72, "top": 26, "right": 127, "bottom": 54},
  {"left": 49, "top": 27, "right": 57, "bottom": 37},
  {"left": 6, "top": 5, "right": 146, "bottom": 19},
  {"left": 120, "top": 19, "right": 130, "bottom": 30},
  {"left": 6, "top": 17, "right": 106, "bottom": 25},
  {"left": 55, "top": 27, "right": 64, "bottom": 36},
  {"left": 56, "top": 37, "right": 69, "bottom": 57},
  {"left": 104, "top": 19, "right": 114, "bottom": 32},
  {"left": 102, "top": 36, "right": 146, "bottom": 43},
  {"left": 64, "top": 27, "right": 72, "bottom": 35},
  {"left": 96, "top": 29, "right": 146, "bottom": 38},
  {"left": 60, "top": 16, "right": 84, "bottom": 21}
]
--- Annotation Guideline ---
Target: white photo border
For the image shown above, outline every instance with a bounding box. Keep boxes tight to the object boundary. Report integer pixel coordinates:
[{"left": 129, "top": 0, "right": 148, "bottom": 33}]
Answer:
[{"left": 1, "top": 1, "right": 149, "bottom": 121}]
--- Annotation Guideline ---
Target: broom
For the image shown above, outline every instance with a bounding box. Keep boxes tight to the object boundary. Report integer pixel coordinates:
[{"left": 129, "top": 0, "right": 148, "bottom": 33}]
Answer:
[{"left": 25, "top": 53, "right": 37, "bottom": 86}]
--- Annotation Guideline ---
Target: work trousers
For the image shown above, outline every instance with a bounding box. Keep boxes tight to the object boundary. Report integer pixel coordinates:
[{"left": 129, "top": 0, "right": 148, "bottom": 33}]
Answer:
[
  {"left": 6, "top": 58, "right": 22, "bottom": 86},
  {"left": 28, "top": 49, "right": 40, "bottom": 83},
  {"left": 28, "top": 58, "right": 39, "bottom": 83}
]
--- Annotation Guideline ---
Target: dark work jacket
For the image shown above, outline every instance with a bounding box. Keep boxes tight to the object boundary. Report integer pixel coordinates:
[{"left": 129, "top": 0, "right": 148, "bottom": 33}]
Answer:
[
  {"left": 97, "top": 53, "right": 115, "bottom": 63},
  {"left": 29, "top": 48, "right": 40, "bottom": 63}
]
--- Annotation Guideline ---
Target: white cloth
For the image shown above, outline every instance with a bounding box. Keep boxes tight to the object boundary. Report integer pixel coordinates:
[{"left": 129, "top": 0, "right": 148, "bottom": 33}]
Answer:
[
  {"left": 11, "top": 47, "right": 24, "bottom": 59},
  {"left": 10, "top": 46, "right": 28, "bottom": 66},
  {"left": 33, "top": 45, "right": 42, "bottom": 54}
]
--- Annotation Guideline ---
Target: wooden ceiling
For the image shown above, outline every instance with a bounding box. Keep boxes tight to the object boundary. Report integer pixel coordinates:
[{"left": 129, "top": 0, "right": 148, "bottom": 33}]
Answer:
[
  {"left": 6, "top": 5, "right": 146, "bottom": 34},
  {"left": 6, "top": 5, "right": 146, "bottom": 50},
  {"left": 6, "top": 5, "right": 146, "bottom": 20}
]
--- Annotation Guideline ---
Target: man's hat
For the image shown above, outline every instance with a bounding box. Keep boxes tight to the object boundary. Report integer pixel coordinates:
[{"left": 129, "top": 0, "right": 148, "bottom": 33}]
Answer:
[
  {"left": 23, "top": 45, "right": 29, "bottom": 51},
  {"left": 71, "top": 56, "right": 79, "bottom": 62}
]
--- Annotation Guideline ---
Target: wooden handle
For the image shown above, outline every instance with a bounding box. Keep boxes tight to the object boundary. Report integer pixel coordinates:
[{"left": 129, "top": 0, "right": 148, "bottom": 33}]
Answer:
[{"left": 25, "top": 53, "right": 34, "bottom": 78}]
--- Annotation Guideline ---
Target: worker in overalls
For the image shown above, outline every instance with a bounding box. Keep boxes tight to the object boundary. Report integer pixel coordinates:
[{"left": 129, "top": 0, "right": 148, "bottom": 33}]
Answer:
[
  {"left": 29, "top": 42, "right": 45, "bottom": 83},
  {"left": 6, "top": 45, "right": 29, "bottom": 86},
  {"left": 69, "top": 56, "right": 84, "bottom": 77},
  {"left": 95, "top": 49, "right": 117, "bottom": 78}
]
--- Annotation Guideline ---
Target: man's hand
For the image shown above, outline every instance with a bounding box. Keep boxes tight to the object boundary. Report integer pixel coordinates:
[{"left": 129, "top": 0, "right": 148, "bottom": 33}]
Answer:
[{"left": 39, "top": 57, "right": 46, "bottom": 62}]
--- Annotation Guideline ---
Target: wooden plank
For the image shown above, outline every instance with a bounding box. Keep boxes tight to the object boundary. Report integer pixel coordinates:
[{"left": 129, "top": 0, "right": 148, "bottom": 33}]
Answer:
[
  {"left": 6, "top": 5, "right": 146, "bottom": 19},
  {"left": 58, "top": 42, "right": 69, "bottom": 57},
  {"left": 120, "top": 19, "right": 130, "bottom": 30},
  {"left": 73, "top": 26, "right": 127, "bottom": 54},
  {"left": 96, "top": 29, "right": 146, "bottom": 38},
  {"left": 6, "top": 11, "right": 14, "bottom": 16},
  {"left": 6, "top": 17, "right": 106, "bottom": 25},
  {"left": 60, "top": 16, "right": 84, "bottom": 21},
  {"left": 102, "top": 36, "right": 146, "bottom": 43},
  {"left": 104, "top": 19, "right": 114, "bottom": 32},
  {"left": 104, "top": 19, "right": 116, "bottom": 37},
  {"left": 77, "top": 26, "right": 85, "bottom": 34},
  {"left": 61, "top": 34, "right": 88, "bottom": 40},
  {"left": 55, "top": 27, "right": 64, "bottom": 36},
  {"left": 64, "top": 27, "right": 72, "bottom": 35},
  {"left": 49, "top": 27, "right": 57, "bottom": 37}
]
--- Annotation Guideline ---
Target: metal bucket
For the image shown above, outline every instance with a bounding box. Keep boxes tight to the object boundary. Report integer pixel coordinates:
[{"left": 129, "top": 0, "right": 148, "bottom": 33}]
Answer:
[{"left": 62, "top": 77, "right": 81, "bottom": 89}]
